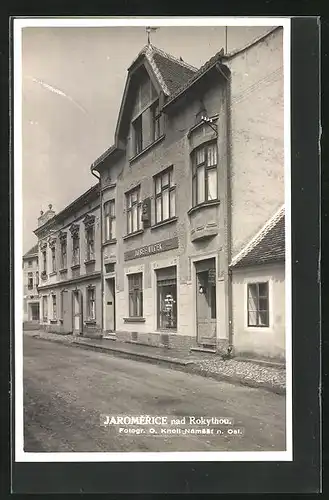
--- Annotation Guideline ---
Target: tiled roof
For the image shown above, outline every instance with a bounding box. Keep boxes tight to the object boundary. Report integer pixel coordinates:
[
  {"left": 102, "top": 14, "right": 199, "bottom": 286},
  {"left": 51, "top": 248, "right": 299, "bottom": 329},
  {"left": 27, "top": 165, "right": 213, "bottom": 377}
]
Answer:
[
  {"left": 129, "top": 44, "right": 198, "bottom": 96},
  {"left": 23, "top": 244, "right": 38, "bottom": 258},
  {"left": 163, "top": 49, "right": 224, "bottom": 108},
  {"left": 230, "top": 206, "right": 285, "bottom": 268}
]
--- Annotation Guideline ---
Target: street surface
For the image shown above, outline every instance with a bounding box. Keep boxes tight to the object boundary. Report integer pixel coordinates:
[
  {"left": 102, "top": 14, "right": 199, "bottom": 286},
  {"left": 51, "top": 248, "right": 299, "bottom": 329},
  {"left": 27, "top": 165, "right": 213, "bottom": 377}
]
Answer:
[{"left": 23, "top": 335, "right": 286, "bottom": 452}]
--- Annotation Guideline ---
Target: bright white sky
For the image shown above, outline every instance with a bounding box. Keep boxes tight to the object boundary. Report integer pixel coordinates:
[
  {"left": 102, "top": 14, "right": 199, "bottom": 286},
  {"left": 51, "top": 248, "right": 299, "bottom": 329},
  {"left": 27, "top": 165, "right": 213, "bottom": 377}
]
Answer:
[{"left": 22, "top": 24, "right": 274, "bottom": 253}]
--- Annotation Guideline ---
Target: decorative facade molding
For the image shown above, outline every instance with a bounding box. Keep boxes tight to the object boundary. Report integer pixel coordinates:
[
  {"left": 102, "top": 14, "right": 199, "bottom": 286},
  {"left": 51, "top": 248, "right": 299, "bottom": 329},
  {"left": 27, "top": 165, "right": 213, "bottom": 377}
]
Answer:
[
  {"left": 83, "top": 214, "right": 95, "bottom": 229},
  {"left": 39, "top": 241, "right": 47, "bottom": 251},
  {"left": 59, "top": 230, "right": 67, "bottom": 241},
  {"left": 48, "top": 237, "right": 57, "bottom": 248},
  {"left": 69, "top": 223, "right": 80, "bottom": 237}
]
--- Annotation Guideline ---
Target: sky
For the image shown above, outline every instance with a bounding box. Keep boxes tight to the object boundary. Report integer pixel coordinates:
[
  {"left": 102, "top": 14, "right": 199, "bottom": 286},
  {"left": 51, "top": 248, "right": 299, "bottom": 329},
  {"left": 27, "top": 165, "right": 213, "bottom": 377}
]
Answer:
[{"left": 21, "top": 23, "right": 275, "bottom": 254}]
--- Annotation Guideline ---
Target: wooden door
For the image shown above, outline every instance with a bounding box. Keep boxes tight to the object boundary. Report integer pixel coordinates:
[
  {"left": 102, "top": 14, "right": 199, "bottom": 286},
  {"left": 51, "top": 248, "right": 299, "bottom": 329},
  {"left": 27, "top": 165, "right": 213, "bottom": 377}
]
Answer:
[{"left": 195, "top": 260, "right": 217, "bottom": 345}]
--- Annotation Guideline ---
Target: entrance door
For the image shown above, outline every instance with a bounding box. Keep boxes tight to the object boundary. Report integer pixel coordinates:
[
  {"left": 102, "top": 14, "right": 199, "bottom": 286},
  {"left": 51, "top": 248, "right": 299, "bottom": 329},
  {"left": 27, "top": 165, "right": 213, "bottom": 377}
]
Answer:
[
  {"left": 72, "top": 290, "right": 83, "bottom": 335},
  {"left": 30, "top": 303, "right": 39, "bottom": 321},
  {"left": 195, "top": 259, "right": 217, "bottom": 345},
  {"left": 105, "top": 278, "right": 115, "bottom": 332},
  {"left": 62, "top": 290, "right": 73, "bottom": 333}
]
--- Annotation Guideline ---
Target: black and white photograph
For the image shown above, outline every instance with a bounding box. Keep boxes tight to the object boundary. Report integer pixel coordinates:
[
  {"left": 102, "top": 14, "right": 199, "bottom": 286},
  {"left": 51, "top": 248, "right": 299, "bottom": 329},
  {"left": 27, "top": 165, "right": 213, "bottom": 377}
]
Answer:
[{"left": 14, "top": 17, "right": 292, "bottom": 461}]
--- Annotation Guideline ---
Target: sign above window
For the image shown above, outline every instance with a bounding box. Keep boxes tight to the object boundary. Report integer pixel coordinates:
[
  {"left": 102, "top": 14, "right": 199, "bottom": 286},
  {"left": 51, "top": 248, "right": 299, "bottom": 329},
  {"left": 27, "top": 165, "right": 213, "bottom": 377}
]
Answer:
[{"left": 124, "top": 237, "right": 179, "bottom": 262}]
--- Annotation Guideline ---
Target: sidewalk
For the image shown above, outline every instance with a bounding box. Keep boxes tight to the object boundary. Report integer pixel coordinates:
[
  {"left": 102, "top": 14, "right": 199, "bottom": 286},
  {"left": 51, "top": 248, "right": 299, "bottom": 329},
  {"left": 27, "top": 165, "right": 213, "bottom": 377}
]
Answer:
[{"left": 24, "top": 329, "right": 286, "bottom": 395}]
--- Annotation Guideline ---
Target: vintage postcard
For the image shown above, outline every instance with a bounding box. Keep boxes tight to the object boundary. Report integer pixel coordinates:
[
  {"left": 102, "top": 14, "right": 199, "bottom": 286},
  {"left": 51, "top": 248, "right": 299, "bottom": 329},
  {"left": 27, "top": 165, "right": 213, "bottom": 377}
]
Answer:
[{"left": 14, "top": 17, "right": 293, "bottom": 465}]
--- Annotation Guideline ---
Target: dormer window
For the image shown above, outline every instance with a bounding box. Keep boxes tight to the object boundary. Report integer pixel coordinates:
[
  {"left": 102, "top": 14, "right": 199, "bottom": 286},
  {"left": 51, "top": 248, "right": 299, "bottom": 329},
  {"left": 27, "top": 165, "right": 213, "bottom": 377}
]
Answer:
[{"left": 133, "top": 115, "right": 143, "bottom": 154}]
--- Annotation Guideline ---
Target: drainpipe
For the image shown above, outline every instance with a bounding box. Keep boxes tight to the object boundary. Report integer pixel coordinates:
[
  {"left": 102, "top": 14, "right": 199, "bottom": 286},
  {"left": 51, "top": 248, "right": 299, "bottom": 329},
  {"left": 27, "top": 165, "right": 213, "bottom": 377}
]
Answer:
[
  {"left": 216, "top": 63, "right": 233, "bottom": 351},
  {"left": 91, "top": 168, "right": 104, "bottom": 334}
]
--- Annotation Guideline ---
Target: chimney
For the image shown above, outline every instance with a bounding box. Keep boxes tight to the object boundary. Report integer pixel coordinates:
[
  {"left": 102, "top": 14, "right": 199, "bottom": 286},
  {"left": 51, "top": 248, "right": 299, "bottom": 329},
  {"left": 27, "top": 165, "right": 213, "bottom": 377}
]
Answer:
[{"left": 37, "top": 204, "right": 56, "bottom": 227}]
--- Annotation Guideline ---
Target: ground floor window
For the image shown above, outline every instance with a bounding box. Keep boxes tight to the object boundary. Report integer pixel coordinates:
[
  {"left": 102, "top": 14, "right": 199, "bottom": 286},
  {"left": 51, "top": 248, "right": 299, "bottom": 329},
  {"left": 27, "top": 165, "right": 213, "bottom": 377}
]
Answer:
[
  {"left": 128, "top": 273, "right": 143, "bottom": 317},
  {"left": 52, "top": 294, "right": 57, "bottom": 320},
  {"left": 42, "top": 296, "right": 48, "bottom": 322},
  {"left": 247, "top": 282, "right": 269, "bottom": 327},
  {"left": 87, "top": 287, "right": 96, "bottom": 320},
  {"left": 156, "top": 267, "right": 177, "bottom": 330}
]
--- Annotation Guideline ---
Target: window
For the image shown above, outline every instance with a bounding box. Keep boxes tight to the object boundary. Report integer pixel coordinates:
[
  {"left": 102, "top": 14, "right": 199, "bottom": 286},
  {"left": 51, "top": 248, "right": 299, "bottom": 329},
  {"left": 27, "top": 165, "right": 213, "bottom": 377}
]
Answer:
[
  {"left": 28, "top": 260, "right": 32, "bottom": 268},
  {"left": 87, "top": 287, "right": 96, "bottom": 320},
  {"left": 192, "top": 142, "right": 218, "bottom": 206},
  {"left": 128, "top": 273, "right": 143, "bottom": 317},
  {"left": 154, "top": 168, "right": 176, "bottom": 224},
  {"left": 60, "top": 239, "right": 67, "bottom": 269},
  {"left": 104, "top": 200, "right": 116, "bottom": 241},
  {"left": 72, "top": 235, "right": 80, "bottom": 266},
  {"left": 52, "top": 294, "right": 57, "bottom": 320},
  {"left": 51, "top": 247, "right": 56, "bottom": 272},
  {"left": 152, "top": 100, "right": 161, "bottom": 142},
  {"left": 27, "top": 272, "right": 33, "bottom": 290},
  {"left": 126, "top": 187, "right": 142, "bottom": 234},
  {"left": 42, "top": 250, "right": 47, "bottom": 272},
  {"left": 247, "top": 282, "right": 269, "bottom": 327},
  {"left": 86, "top": 226, "right": 95, "bottom": 261},
  {"left": 133, "top": 115, "right": 143, "bottom": 154},
  {"left": 156, "top": 267, "right": 177, "bottom": 330},
  {"left": 42, "top": 296, "right": 48, "bottom": 322},
  {"left": 36, "top": 271, "right": 39, "bottom": 286}
]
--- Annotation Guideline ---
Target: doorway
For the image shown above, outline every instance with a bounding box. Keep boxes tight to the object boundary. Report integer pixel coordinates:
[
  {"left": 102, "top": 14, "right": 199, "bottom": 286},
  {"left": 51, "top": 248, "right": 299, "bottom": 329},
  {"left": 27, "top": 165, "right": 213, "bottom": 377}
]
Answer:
[
  {"left": 104, "top": 278, "right": 116, "bottom": 332},
  {"left": 62, "top": 290, "right": 73, "bottom": 333},
  {"left": 30, "top": 303, "right": 39, "bottom": 321},
  {"left": 195, "top": 258, "right": 217, "bottom": 345},
  {"left": 72, "top": 290, "right": 83, "bottom": 335}
]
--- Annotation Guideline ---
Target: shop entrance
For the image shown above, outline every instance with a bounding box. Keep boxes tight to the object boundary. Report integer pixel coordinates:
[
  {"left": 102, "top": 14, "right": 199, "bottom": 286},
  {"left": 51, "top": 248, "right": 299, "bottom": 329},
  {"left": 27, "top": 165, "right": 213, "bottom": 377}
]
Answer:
[
  {"left": 195, "top": 258, "right": 217, "bottom": 345},
  {"left": 105, "top": 278, "right": 116, "bottom": 332}
]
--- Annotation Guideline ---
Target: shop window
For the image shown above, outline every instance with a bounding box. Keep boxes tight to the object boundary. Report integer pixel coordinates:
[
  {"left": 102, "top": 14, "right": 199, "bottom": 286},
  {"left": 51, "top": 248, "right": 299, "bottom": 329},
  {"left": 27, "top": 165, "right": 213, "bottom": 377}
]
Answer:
[
  {"left": 156, "top": 267, "right": 177, "bottom": 330},
  {"left": 128, "top": 273, "right": 143, "bottom": 317},
  {"left": 104, "top": 200, "right": 116, "bottom": 241},
  {"left": 192, "top": 142, "right": 218, "bottom": 206},
  {"left": 154, "top": 167, "right": 176, "bottom": 224},
  {"left": 126, "top": 187, "right": 142, "bottom": 234},
  {"left": 247, "top": 282, "right": 269, "bottom": 327},
  {"left": 87, "top": 287, "right": 96, "bottom": 320}
]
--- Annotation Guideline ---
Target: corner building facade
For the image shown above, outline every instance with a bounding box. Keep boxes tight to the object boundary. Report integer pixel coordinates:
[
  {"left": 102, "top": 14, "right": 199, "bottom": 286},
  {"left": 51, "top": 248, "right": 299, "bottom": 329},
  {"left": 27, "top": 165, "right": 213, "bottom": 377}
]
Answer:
[{"left": 92, "top": 28, "right": 285, "bottom": 358}]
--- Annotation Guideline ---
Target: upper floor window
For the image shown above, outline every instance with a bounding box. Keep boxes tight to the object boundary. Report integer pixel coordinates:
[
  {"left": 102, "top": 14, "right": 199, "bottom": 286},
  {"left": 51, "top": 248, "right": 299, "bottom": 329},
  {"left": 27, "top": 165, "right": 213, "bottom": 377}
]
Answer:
[
  {"left": 192, "top": 142, "right": 218, "bottom": 206},
  {"left": 104, "top": 200, "right": 116, "bottom": 241},
  {"left": 28, "top": 260, "right": 32, "bottom": 268},
  {"left": 72, "top": 234, "right": 80, "bottom": 266},
  {"left": 42, "top": 250, "right": 47, "bottom": 272},
  {"left": 51, "top": 247, "right": 56, "bottom": 272},
  {"left": 36, "top": 271, "right": 39, "bottom": 286},
  {"left": 126, "top": 187, "right": 142, "bottom": 234},
  {"left": 154, "top": 167, "right": 176, "bottom": 224},
  {"left": 151, "top": 100, "right": 161, "bottom": 142},
  {"left": 132, "top": 99, "right": 162, "bottom": 157},
  {"left": 247, "top": 282, "right": 269, "bottom": 327},
  {"left": 86, "top": 226, "right": 95, "bottom": 261},
  {"left": 60, "top": 239, "right": 67, "bottom": 269},
  {"left": 133, "top": 115, "right": 143, "bottom": 155},
  {"left": 52, "top": 294, "right": 57, "bottom": 320},
  {"left": 27, "top": 272, "right": 33, "bottom": 290}
]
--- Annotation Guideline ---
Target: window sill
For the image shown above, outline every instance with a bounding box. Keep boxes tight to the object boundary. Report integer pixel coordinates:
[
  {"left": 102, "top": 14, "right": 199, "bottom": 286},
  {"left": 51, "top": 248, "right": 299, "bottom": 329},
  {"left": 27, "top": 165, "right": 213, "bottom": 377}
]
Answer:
[
  {"left": 123, "top": 317, "right": 146, "bottom": 323},
  {"left": 50, "top": 319, "right": 58, "bottom": 324},
  {"left": 71, "top": 264, "right": 80, "bottom": 270},
  {"left": 49, "top": 271, "right": 57, "bottom": 276},
  {"left": 84, "top": 259, "right": 96, "bottom": 265},
  {"left": 129, "top": 135, "right": 165, "bottom": 164},
  {"left": 188, "top": 199, "right": 220, "bottom": 216},
  {"left": 103, "top": 238, "right": 117, "bottom": 246},
  {"left": 85, "top": 319, "right": 97, "bottom": 325},
  {"left": 123, "top": 230, "right": 144, "bottom": 241},
  {"left": 59, "top": 268, "right": 68, "bottom": 274},
  {"left": 151, "top": 217, "right": 178, "bottom": 231}
]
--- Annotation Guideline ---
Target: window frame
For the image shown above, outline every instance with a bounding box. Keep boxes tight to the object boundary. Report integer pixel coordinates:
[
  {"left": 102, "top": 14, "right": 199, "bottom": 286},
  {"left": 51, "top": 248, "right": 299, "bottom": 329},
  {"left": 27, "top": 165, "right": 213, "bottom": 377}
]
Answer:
[
  {"left": 192, "top": 141, "right": 218, "bottom": 207},
  {"left": 52, "top": 294, "right": 57, "bottom": 320},
  {"left": 42, "top": 295, "right": 48, "bottom": 322},
  {"left": 87, "top": 287, "right": 96, "bottom": 320},
  {"left": 27, "top": 272, "right": 33, "bottom": 290},
  {"left": 72, "top": 234, "right": 80, "bottom": 266},
  {"left": 42, "top": 250, "right": 47, "bottom": 272},
  {"left": 151, "top": 99, "right": 161, "bottom": 142},
  {"left": 128, "top": 273, "right": 143, "bottom": 318},
  {"left": 247, "top": 281, "right": 270, "bottom": 328},
  {"left": 51, "top": 246, "right": 56, "bottom": 272},
  {"left": 133, "top": 114, "right": 143, "bottom": 155},
  {"left": 154, "top": 167, "right": 176, "bottom": 224},
  {"left": 104, "top": 199, "right": 116, "bottom": 242},
  {"left": 126, "top": 186, "right": 142, "bottom": 235},
  {"left": 85, "top": 226, "right": 95, "bottom": 261}
]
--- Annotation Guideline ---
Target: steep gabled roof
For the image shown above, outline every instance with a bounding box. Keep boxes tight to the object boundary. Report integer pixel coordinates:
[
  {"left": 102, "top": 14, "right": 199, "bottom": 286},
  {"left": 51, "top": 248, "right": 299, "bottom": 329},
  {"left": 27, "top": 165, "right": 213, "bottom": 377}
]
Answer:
[
  {"left": 230, "top": 206, "right": 285, "bottom": 268},
  {"left": 23, "top": 244, "right": 38, "bottom": 259}
]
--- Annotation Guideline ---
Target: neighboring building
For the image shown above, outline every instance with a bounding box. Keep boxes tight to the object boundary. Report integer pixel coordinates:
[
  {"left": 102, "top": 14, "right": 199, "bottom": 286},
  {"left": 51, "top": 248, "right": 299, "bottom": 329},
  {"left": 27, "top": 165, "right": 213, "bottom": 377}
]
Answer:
[
  {"left": 34, "top": 187, "right": 102, "bottom": 337},
  {"left": 230, "top": 206, "right": 285, "bottom": 360},
  {"left": 89, "top": 26, "right": 285, "bottom": 360},
  {"left": 22, "top": 244, "right": 40, "bottom": 325}
]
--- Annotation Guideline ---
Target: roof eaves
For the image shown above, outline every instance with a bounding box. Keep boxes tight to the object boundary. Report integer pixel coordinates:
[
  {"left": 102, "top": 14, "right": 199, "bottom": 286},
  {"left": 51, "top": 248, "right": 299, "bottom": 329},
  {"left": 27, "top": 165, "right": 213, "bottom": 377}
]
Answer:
[
  {"left": 91, "top": 145, "right": 117, "bottom": 171},
  {"left": 230, "top": 205, "right": 285, "bottom": 268}
]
